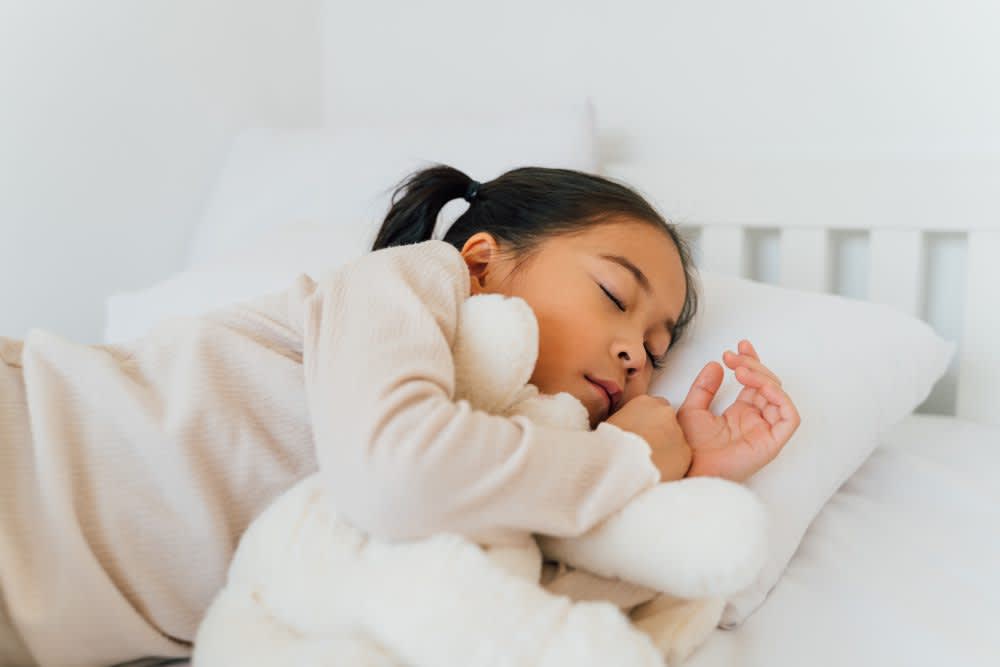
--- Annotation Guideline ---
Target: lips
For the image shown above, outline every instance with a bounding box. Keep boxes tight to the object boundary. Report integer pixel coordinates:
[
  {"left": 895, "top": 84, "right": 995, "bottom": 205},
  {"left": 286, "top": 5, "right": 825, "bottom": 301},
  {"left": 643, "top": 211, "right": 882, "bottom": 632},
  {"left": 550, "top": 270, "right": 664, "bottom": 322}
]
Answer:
[{"left": 586, "top": 376, "right": 623, "bottom": 417}]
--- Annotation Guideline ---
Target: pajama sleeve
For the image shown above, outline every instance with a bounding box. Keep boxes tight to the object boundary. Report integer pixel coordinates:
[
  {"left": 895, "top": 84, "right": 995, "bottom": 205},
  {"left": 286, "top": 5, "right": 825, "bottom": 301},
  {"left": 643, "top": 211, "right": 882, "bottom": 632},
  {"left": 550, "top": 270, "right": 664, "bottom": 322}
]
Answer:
[{"left": 297, "top": 240, "right": 661, "bottom": 545}]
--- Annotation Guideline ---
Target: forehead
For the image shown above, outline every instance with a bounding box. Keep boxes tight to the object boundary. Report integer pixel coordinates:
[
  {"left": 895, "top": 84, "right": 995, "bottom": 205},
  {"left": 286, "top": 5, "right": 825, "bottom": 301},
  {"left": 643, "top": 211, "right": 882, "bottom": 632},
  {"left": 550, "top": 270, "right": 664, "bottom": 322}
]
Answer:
[{"left": 562, "top": 221, "right": 687, "bottom": 309}]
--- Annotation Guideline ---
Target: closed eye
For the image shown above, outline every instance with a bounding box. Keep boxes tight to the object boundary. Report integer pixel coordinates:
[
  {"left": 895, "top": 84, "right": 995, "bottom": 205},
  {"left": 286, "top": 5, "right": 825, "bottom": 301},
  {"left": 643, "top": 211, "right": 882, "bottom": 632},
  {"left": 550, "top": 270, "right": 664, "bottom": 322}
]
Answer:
[
  {"left": 599, "top": 284, "right": 666, "bottom": 370},
  {"left": 600, "top": 284, "right": 625, "bottom": 311}
]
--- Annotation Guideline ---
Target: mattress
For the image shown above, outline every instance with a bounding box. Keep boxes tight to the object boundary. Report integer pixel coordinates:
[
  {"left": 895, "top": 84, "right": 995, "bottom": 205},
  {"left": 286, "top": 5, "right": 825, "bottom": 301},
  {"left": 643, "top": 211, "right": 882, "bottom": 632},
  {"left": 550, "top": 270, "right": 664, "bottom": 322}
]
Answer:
[{"left": 686, "top": 413, "right": 1000, "bottom": 667}]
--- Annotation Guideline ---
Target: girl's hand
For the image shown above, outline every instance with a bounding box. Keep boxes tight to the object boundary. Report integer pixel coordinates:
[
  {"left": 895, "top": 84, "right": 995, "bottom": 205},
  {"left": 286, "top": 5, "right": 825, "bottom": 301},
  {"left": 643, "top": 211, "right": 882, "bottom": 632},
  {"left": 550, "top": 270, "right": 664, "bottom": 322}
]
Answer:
[
  {"left": 675, "top": 339, "right": 801, "bottom": 482},
  {"left": 605, "top": 395, "right": 693, "bottom": 482}
]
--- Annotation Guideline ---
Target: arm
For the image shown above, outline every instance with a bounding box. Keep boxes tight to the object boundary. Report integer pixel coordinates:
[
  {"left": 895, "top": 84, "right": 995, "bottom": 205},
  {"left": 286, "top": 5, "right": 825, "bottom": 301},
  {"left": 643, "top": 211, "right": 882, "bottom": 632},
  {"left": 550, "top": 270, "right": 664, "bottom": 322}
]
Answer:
[{"left": 295, "top": 240, "right": 660, "bottom": 545}]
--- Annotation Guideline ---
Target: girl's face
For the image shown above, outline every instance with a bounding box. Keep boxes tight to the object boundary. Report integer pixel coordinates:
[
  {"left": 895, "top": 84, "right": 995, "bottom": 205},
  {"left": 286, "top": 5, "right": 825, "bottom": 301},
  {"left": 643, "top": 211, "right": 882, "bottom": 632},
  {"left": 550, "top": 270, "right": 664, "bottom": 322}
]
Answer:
[{"left": 460, "top": 220, "right": 688, "bottom": 429}]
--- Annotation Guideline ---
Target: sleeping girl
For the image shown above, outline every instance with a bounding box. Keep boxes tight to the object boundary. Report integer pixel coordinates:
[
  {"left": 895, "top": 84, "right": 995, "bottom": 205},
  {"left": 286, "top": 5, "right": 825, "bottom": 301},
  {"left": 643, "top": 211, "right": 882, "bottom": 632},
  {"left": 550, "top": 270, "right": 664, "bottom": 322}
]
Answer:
[{"left": 0, "top": 164, "right": 799, "bottom": 667}]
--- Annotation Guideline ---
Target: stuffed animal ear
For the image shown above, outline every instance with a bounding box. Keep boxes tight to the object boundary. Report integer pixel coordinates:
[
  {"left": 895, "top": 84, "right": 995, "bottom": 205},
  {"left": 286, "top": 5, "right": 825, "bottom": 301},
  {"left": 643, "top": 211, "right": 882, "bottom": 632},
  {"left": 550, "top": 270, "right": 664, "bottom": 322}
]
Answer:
[{"left": 453, "top": 294, "right": 541, "bottom": 413}]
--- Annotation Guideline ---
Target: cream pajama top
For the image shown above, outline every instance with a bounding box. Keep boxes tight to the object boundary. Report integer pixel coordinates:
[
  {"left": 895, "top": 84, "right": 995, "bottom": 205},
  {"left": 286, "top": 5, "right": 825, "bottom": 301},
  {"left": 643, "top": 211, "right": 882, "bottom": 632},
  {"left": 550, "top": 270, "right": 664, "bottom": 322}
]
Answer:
[{"left": 0, "top": 239, "right": 660, "bottom": 667}]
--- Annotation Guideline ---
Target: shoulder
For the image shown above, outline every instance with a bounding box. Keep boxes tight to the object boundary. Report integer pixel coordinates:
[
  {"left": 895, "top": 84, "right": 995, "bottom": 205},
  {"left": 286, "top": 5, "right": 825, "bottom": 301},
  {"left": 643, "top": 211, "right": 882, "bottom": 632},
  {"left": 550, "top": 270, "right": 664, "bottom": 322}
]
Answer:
[
  {"left": 291, "top": 240, "right": 471, "bottom": 352},
  {"left": 368, "top": 240, "right": 466, "bottom": 276},
  {"left": 316, "top": 240, "right": 470, "bottom": 297}
]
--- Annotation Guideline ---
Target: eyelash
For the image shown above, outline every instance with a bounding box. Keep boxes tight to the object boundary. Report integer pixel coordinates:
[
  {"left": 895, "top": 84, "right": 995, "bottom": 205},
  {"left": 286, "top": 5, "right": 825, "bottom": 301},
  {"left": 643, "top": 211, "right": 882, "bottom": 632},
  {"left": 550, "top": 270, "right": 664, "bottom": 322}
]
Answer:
[{"left": 599, "top": 285, "right": 666, "bottom": 370}]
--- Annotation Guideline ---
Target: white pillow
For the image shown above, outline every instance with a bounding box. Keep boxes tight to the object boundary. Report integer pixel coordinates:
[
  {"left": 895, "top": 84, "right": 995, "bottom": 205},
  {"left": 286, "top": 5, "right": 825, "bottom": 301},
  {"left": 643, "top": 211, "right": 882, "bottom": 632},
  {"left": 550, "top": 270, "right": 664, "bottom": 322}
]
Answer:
[
  {"left": 104, "top": 222, "right": 363, "bottom": 343},
  {"left": 648, "top": 272, "right": 954, "bottom": 627},
  {"left": 184, "top": 101, "right": 598, "bottom": 268},
  {"left": 105, "top": 225, "right": 954, "bottom": 633}
]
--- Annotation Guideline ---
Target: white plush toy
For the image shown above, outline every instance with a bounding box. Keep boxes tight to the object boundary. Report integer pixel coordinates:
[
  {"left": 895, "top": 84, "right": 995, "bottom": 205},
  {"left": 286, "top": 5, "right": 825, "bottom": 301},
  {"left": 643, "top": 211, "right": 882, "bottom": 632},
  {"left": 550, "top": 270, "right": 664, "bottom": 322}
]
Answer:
[{"left": 193, "top": 293, "right": 767, "bottom": 667}]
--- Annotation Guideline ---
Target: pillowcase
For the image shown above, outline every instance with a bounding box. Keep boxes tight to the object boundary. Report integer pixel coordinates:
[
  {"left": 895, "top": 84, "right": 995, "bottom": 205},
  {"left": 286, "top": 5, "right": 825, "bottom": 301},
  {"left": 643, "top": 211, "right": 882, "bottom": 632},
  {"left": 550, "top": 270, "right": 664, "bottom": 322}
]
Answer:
[
  {"left": 104, "top": 222, "right": 363, "bottom": 343},
  {"left": 184, "top": 101, "right": 598, "bottom": 269},
  {"left": 106, "top": 224, "right": 954, "bottom": 631},
  {"left": 648, "top": 272, "right": 954, "bottom": 627}
]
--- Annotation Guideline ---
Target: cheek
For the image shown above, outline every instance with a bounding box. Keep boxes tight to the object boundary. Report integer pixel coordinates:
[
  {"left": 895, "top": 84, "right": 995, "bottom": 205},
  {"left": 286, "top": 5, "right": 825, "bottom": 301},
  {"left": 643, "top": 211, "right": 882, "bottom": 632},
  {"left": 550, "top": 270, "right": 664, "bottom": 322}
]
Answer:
[
  {"left": 622, "top": 365, "right": 654, "bottom": 398},
  {"left": 532, "top": 316, "right": 572, "bottom": 374},
  {"left": 519, "top": 283, "right": 610, "bottom": 388},
  {"left": 530, "top": 314, "right": 595, "bottom": 386}
]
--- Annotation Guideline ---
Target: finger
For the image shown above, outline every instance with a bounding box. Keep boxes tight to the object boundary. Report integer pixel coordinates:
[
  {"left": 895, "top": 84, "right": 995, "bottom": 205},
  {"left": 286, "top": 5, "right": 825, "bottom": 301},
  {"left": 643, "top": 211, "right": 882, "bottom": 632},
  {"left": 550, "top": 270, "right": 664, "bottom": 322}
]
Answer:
[
  {"left": 734, "top": 369, "right": 798, "bottom": 460},
  {"left": 724, "top": 348, "right": 773, "bottom": 376},
  {"left": 733, "top": 366, "right": 769, "bottom": 411},
  {"left": 724, "top": 352, "right": 782, "bottom": 387},
  {"left": 680, "top": 361, "right": 724, "bottom": 412},
  {"left": 734, "top": 366, "right": 787, "bottom": 414},
  {"left": 753, "top": 376, "right": 801, "bottom": 445},
  {"left": 739, "top": 339, "right": 759, "bottom": 361},
  {"left": 767, "top": 385, "right": 799, "bottom": 451},
  {"left": 762, "top": 402, "right": 782, "bottom": 426}
]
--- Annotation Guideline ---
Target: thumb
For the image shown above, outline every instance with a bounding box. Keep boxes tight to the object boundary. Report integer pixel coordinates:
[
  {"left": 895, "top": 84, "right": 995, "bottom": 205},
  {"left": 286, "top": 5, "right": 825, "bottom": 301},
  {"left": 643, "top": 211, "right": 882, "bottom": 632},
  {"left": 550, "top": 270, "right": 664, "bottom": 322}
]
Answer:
[{"left": 681, "top": 361, "right": 724, "bottom": 412}]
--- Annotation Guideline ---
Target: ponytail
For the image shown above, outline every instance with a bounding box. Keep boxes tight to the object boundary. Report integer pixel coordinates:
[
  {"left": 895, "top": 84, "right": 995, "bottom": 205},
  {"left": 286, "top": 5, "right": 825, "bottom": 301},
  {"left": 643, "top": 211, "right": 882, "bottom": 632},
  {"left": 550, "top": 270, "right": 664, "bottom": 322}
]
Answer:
[{"left": 371, "top": 165, "right": 476, "bottom": 250}]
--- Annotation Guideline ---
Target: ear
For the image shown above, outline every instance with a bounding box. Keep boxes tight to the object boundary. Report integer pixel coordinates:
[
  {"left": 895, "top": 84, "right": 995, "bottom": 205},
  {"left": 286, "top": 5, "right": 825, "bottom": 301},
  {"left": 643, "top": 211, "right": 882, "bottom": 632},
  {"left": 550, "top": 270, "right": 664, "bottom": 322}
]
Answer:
[{"left": 460, "top": 232, "right": 501, "bottom": 294}]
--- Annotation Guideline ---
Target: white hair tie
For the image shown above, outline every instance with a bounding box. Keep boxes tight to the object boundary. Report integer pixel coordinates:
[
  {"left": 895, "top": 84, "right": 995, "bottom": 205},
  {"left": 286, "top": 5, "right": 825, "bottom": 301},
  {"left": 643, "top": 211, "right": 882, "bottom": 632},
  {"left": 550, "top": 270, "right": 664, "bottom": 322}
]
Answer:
[{"left": 431, "top": 198, "right": 471, "bottom": 241}]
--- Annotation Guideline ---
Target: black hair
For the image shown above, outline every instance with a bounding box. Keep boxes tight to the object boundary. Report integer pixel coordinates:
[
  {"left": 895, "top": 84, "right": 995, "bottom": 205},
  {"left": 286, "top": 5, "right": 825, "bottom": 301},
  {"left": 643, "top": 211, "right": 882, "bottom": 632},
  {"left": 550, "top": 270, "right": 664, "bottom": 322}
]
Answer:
[{"left": 371, "top": 163, "right": 699, "bottom": 350}]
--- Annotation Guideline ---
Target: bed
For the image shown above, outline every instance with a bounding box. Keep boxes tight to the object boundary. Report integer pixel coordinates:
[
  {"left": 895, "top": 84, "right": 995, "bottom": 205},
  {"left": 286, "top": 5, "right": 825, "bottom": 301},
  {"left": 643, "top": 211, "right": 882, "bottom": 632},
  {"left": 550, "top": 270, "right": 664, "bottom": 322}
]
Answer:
[{"left": 101, "top": 129, "right": 999, "bottom": 666}]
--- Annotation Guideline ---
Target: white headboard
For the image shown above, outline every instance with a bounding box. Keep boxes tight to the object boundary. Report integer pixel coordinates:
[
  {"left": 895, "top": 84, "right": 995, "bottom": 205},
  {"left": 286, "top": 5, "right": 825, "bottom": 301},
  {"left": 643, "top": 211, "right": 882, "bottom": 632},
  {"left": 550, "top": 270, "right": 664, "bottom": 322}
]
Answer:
[{"left": 605, "top": 158, "right": 1000, "bottom": 427}]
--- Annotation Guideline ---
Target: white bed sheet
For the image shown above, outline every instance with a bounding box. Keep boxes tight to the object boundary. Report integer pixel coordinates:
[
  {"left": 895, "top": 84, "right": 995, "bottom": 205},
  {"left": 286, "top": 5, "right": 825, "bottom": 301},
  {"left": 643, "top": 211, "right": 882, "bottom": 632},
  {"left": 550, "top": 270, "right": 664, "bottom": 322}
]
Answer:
[{"left": 686, "top": 413, "right": 1000, "bottom": 667}]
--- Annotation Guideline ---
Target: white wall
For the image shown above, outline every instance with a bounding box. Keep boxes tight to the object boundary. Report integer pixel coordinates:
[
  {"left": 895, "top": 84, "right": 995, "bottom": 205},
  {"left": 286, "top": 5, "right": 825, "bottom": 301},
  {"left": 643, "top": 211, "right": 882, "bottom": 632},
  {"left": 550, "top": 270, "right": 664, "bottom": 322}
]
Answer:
[
  {"left": 323, "top": 0, "right": 1000, "bottom": 160},
  {"left": 0, "top": 0, "right": 323, "bottom": 342}
]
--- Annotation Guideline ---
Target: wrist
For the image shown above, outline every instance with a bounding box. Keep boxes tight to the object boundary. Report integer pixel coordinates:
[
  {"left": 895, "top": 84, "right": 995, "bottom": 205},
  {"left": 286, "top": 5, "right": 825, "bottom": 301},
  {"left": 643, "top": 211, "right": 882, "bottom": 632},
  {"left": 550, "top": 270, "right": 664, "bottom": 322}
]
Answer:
[
  {"left": 655, "top": 442, "right": 692, "bottom": 482},
  {"left": 681, "top": 450, "right": 694, "bottom": 478},
  {"left": 685, "top": 455, "right": 750, "bottom": 482}
]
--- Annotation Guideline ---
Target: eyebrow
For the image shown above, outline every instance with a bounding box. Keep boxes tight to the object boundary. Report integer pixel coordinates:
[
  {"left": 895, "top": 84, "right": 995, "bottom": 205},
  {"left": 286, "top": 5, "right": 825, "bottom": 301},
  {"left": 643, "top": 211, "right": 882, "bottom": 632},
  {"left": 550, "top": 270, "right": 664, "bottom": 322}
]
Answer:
[{"left": 598, "top": 253, "right": 677, "bottom": 340}]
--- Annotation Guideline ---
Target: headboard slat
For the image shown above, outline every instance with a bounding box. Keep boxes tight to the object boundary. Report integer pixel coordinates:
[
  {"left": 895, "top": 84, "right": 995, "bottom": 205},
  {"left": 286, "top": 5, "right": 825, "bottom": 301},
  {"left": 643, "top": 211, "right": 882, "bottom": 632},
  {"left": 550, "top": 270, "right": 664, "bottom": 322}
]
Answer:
[
  {"left": 698, "top": 226, "right": 747, "bottom": 277},
  {"left": 779, "top": 228, "right": 831, "bottom": 293},
  {"left": 610, "top": 161, "right": 998, "bottom": 424},
  {"left": 955, "top": 229, "right": 1000, "bottom": 426},
  {"left": 869, "top": 229, "right": 925, "bottom": 318}
]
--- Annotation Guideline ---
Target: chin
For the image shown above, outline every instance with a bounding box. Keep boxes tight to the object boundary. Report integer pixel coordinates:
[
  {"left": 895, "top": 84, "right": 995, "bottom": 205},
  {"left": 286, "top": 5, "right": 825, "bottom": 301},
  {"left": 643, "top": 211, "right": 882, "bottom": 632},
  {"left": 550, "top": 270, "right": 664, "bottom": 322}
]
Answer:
[
  {"left": 582, "top": 395, "right": 605, "bottom": 430},
  {"left": 566, "top": 381, "right": 599, "bottom": 429}
]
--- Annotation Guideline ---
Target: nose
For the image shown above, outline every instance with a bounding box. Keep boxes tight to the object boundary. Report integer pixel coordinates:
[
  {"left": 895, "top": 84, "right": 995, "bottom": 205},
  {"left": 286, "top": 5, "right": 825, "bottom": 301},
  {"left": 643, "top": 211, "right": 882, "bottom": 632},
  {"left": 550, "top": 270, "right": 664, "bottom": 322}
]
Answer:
[{"left": 616, "top": 340, "right": 646, "bottom": 378}]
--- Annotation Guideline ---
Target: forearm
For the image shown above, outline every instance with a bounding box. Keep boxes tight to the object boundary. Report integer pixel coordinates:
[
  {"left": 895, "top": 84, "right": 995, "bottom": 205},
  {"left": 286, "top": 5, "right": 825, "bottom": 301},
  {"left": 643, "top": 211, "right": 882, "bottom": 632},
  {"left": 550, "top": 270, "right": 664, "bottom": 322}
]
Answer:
[{"left": 321, "top": 400, "right": 660, "bottom": 544}]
